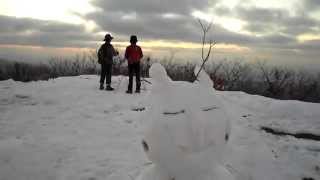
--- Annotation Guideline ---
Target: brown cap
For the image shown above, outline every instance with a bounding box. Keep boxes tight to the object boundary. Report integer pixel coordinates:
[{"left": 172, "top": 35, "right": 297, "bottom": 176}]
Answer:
[{"left": 104, "top": 34, "right": 114, "bottom": 41}]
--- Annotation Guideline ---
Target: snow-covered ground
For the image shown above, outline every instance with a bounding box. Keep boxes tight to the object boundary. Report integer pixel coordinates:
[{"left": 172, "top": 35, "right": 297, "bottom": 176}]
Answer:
[{"left": 0, "top": 73, "right": 319, "bottom": 180}]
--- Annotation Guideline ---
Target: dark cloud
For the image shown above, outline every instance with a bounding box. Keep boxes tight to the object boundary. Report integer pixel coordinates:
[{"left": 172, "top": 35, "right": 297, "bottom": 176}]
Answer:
[
  {"left": 0, "top": 15, "right": 98, "bottom": 48},
  {"left": 101, "top": 0, "right": 318, "bottom": 58},
  {"left": 237, "top": 7, "right": 319, "bottom": 36},
  {"left": 210, "top": 25, "right": 258, "bottom": 45},
  {"left": 0, "top": 16, "right": 37, "bottom": 33},
  {"left": 86, "top": 0, "right": 267, "bottom": 46},
  {"left": 304, "top": 0, "right": 320, "bottom": 11},
  {"left": 86, "top": 4, "right": 298, "bottom": 50},
  {"left": 87, "top": 0, "right": 219, "bottom": 43},
  {"left": 91, "top": 0, "right": 212, "bottom": 15},
  {"left": 211, "top": 4, "right": 319, "bottom": 37},
  {"left": 86, "top": 0, "right": 318, "bottom": 55},
  {"left": 212, "top": 6, "right": 232, "bottom": 16},
  {"left": 263, "top": 34, "right": 295, "bottom": 45},
  {"left": 87, "top": 10, "right": 274, "bottom": 50},
  {"left": 237, "top": 7, "right": 286, "bottom": 23},
  {"left": 293, "top": 39, "right": 320, "bottom": 51},
  {"left": 283, "top": 15, "right": 319, "bottom": 35},
  {"left": 244, "top": 23, "right": 269, "bottom": 33},
  {"left": 87, "top": 12, "right": 201, "bottom": 42},
  {"left": 1, "top": 0, "right": 319, "bottom": 64}
]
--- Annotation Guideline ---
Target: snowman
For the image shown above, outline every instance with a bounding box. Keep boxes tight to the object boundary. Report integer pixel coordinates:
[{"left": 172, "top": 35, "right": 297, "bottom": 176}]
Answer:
[{"left": 137, "top": 63, "right": 234, "bottom": 180}]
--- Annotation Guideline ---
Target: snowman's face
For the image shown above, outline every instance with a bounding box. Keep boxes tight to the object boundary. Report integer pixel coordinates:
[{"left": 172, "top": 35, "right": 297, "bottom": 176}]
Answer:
[{"left": 142, "top": 64, "right": 230, "bottom": 177}]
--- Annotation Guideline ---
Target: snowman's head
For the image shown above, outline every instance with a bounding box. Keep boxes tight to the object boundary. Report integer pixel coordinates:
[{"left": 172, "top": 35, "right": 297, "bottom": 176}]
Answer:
[{"left": 142, "top": 63, "right": 230, "bottom": 178}]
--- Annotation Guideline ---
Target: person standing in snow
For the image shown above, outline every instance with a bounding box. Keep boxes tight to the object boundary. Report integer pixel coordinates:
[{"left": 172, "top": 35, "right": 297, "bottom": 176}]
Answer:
[
  {"left": 125, "top": 35, "right": 143, "bottom": 94},
  {"left": 98, "top": 34, "right": 119, "bottom": 91}
]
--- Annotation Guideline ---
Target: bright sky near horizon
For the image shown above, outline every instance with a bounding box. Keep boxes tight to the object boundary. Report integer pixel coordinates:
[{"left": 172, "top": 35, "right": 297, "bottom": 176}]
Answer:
[
  {"left": 0, "top": 0, "right": 95, "bottom": 23},
  {"left": 0, "top": 0, "right": 319, "bottom": 69}
]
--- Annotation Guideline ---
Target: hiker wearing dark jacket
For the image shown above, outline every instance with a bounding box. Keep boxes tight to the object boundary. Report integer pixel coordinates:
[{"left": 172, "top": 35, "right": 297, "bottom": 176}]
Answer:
[
  {"left": 98, "top": 34, "right": 118, "bottom": 91},
  {"left": 125, "top": 35, "right": 143, "bottom": 94}
]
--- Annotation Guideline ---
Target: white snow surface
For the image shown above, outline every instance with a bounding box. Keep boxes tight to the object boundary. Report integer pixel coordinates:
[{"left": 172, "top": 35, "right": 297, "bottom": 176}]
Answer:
[{"left": 0, "top": 67, "right": 320, "bottom": 180}]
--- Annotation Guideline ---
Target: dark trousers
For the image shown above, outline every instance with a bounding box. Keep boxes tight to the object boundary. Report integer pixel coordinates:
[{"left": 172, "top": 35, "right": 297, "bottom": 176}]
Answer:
[
  {"left": 100, "top": 63, "right": 112, "bottom": 85},
  {"left": 128, "top": 62, "right": 141, "bottom": 91}
]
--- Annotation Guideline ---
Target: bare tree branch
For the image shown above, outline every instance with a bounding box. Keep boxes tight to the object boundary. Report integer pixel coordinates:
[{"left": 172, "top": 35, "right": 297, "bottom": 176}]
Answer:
[{"left": 195, "top": 19, "right": 216, "bottom": 80}]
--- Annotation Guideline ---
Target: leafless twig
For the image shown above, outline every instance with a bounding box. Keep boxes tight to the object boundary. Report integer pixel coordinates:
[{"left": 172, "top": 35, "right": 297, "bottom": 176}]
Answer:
[{"left": 195, "top": 19, "right": 216, "bottom": 80}]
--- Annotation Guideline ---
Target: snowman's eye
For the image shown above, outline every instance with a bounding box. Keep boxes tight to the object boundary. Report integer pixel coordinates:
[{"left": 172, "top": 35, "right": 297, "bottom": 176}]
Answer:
[
  {"left": 163, "top": 109, "right": 185, "bottom": 115},
  {"left": 225, "top": 133, "right": 229, "bottom": 141},
  {"left": 142, "top": 140, "right": 149, "bottom": 152},
  {"left": 201, "top": 106, "right": 219, "bottom": 111}
]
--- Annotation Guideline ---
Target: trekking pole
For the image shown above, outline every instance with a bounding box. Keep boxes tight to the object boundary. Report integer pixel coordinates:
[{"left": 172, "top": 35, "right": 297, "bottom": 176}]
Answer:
[
  {"left": 142, "top": 78, "right": 152, "bottom": 84},
  {"left": 141, "top": 61, "right": 152, "bottom": 85}
]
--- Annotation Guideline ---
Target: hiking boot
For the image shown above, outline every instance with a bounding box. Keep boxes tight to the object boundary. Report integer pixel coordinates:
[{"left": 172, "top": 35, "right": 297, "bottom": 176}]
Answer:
[
  {"left": 99, "top": 84, "right": 104, "bottom": 90},
  {"left": 126, "top": 90, "right": 132, "bottom": 94},
  {"left": 106, "top": 85, "right": 114, "bottom": 91}
]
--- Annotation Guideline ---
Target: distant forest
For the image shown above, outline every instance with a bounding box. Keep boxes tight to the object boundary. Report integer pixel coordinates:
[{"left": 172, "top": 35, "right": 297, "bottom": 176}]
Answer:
[{"left": 1, "top": 53, "right": 319, "bottom": 103}]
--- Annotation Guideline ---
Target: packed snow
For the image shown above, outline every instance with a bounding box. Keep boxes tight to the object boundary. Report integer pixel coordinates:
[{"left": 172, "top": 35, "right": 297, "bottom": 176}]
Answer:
[
  {"left": 0, "top": 64, "right": 319, "bottom": 180},
  {"left": 139, "top": 64, "right": 231, "bottom": 180}
]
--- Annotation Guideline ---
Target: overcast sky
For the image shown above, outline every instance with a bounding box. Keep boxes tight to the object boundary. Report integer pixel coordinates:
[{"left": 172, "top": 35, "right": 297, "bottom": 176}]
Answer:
[{"left": 0, "top": 0, "right": 319, "bottom": 69}]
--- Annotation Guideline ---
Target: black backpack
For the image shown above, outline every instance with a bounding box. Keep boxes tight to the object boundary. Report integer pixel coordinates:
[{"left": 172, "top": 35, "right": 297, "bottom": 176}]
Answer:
[
  {"left": 97, "top": 45, "right": 105, "bottom": 64},
  {"left": 97, "top": 44, "right": 114, "bottom": 64}
]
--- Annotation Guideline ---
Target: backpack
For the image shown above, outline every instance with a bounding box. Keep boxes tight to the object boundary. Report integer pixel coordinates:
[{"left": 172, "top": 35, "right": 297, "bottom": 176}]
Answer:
[
  {"left": 97, "top": 45, "right": 104, "bottom": 64},
  {"left": 98, "top": 44, "right": 115, "bottom": 64}
]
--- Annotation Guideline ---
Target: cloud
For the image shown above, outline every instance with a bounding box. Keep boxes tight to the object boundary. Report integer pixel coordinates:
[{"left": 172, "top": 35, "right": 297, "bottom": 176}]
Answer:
[
  {"left": 304, "top": 0, "right": 320, "bottom": 11},
  {"left": 1, "top": 0, "right": 320, "bottom": 65},
  {"left": 237, "top": 6, "right": 286, "bottom": 23},
  {"left": 86, "top": 0, "right": 216, "bottom": 43},
  {"left": 293, "top": 39, "right": 320, "bottom": 52},
  {"left": 282, "top": 15, "right": 319, "bottom": 35},
  {"left": 57, "top": 0, "right": 315, "bottom": 63},
  {"left": 86, "top": 0, "right": 268, "bottom": 47},
  {"left": 87, "top": 12, "right": 199, "bottom": 42},
  {"left": 212, "top": 6, "right": 232, "bottom": 16},
  {"left": 86, "top": 0, "right": 318, "bottom": 49},
  {"left": 0, "top": 15, "right": 98, "bottom": 48},
  {"left": 235, "top": 6, "right": 319, "bottom": 37},
  {"left": 91, "top": 0, "right": 213, "bottom": 15}
]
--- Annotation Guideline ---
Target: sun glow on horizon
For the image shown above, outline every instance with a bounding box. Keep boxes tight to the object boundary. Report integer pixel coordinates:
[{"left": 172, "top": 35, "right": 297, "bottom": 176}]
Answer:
[
  {"left": 113, "top": 40, "right": 251, "bottom": 53},
  {"left": 297, "top": 33, "right": 320, "bottom": 42}
]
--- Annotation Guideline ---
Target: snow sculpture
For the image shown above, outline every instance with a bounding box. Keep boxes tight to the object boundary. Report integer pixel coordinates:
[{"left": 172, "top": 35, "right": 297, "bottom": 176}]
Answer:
[{"left": 138, "top": 63, "right": 232, "bottom": 180}]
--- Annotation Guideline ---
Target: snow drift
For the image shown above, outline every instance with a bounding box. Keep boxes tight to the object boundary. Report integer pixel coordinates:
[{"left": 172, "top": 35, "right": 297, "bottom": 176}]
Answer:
[{"left": 0, "top": 65, "right": 319, "bottom": 180}]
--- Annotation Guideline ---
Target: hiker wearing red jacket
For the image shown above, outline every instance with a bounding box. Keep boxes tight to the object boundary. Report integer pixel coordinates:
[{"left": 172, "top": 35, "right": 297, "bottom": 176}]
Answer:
[{"left": 125, "top": 35, "right": 143, "bottom": 94}]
